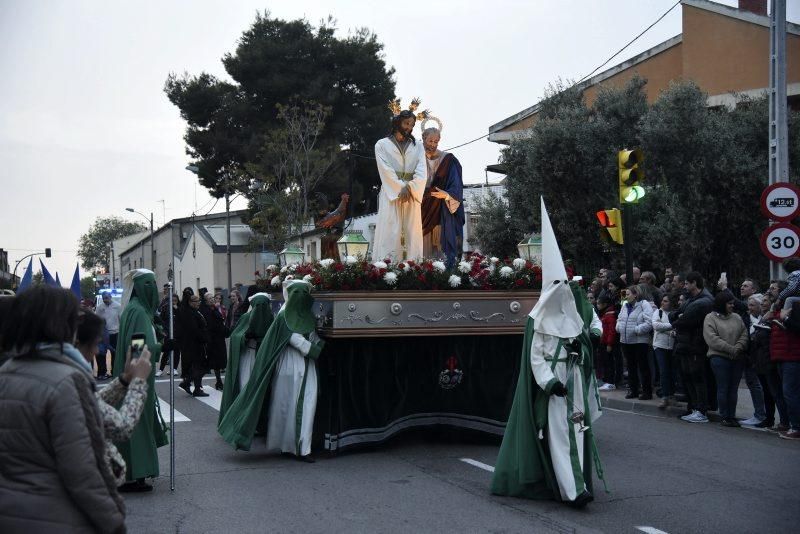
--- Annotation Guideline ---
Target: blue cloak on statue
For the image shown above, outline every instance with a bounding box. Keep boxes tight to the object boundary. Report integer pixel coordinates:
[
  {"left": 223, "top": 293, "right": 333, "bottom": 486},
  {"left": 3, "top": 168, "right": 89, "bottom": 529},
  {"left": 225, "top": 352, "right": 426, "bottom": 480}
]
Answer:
[{"left": 421, "top": 152, "right": 465, "bottom": 267}]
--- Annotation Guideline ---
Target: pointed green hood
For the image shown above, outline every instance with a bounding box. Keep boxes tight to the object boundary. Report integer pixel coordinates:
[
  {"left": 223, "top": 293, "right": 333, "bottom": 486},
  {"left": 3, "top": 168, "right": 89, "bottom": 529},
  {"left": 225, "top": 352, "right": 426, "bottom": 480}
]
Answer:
[{"left": 282, "top": 281, "right": 315, "bottom": 335}]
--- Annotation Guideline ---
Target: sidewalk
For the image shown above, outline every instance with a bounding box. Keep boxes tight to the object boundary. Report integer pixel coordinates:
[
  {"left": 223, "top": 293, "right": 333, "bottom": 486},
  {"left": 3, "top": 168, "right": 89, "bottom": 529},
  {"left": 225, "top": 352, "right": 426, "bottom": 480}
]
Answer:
[{"left": 599, "top": 380, "right": 759, "bottom": 422}]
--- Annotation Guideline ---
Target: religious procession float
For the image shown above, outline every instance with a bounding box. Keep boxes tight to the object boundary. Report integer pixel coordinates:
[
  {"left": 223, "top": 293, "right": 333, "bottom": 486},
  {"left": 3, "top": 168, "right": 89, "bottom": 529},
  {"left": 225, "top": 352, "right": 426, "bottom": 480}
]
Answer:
[{"left": 255, "top": 246, "right": 547, "bottom": 453}]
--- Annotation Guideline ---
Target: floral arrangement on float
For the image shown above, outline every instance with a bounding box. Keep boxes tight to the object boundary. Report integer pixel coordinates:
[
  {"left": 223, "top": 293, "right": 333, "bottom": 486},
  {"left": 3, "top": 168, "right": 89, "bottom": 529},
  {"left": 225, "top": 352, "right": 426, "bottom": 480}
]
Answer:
[{"left": 254, "top": 253, "right": 550, "bottom": 292}]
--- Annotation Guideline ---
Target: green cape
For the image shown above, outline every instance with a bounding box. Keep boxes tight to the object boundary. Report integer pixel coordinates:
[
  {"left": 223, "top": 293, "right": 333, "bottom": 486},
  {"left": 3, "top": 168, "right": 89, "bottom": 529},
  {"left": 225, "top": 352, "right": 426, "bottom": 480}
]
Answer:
[
  {"left": 491, "top": 284, "right": 602, "bottom": 500},
  {"left": 112, "top": 272, "right": 168, "bottom": 481},
  {"left": 218, "top": 295, "right": 274, "bottom": 424},
  {"left": 216, "top": 312, "right": 294, "bottom": 450}
]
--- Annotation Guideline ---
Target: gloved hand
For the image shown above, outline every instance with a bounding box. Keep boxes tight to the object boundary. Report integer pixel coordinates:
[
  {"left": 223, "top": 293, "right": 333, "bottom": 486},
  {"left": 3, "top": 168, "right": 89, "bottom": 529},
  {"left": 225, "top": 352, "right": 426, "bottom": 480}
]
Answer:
[{"left": 551, "top": 381, "right": 568, "bottom": 397}]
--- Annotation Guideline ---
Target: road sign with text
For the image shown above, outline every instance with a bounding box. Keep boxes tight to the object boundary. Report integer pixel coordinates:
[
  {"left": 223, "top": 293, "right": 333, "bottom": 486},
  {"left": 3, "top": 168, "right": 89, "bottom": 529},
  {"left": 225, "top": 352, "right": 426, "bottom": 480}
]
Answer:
[
  {"left": 760, "top": 183, "right": 800, "bottom": 221},
  {"left": 760, "top": 223, "right": 800, "bottom": 262}
]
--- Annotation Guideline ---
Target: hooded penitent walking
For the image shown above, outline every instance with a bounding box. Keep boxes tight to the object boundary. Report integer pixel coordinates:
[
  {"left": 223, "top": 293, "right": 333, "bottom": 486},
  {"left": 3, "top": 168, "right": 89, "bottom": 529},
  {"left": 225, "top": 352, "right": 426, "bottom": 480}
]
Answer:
[
  {"left": 218, "top": 293, "right": 274, "bottom": 425},
  {"left": 218, "top": 281, "right": 324, "bottom": 460},
  {"left": 112, "top": 269, "right": 168, "bottom": 492},
  {"left": 491, "top": 198, "right": 605, "bottom": 507}
]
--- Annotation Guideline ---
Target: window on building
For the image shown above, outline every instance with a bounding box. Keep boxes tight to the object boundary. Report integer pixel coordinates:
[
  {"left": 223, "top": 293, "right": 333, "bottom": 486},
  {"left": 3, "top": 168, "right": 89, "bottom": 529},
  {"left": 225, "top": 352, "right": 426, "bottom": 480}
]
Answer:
[{"left": 152, "top": 250, "right": 157, "bottom": 271}]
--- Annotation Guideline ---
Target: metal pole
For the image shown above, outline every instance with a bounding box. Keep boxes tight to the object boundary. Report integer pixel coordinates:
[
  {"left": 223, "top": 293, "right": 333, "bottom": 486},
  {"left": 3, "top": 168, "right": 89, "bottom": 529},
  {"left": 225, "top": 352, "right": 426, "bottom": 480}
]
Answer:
[
  {"left": 769, "top": 0, "right": 789, "bottom": 280},
  {"left": 226, "top": 190, "right": 232, "bottom": 293},
  {"left": 621, "top": 204, "right": 634, "bottom": 285},
  {"left": 168, "top": 280, "right": 175, "bottom": 491},
  {"left": 110, "top": 242, "right": 116, "bottom": 289},
  {"left": 150, "top": 213, "right": 155, "bottom": 273}
]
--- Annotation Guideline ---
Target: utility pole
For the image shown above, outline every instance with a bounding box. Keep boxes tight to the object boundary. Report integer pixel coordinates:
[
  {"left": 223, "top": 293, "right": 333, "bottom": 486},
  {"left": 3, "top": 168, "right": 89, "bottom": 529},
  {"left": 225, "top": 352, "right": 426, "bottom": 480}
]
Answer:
[{"left": 769, "top": 0, "right": 789, "bottom": 280}]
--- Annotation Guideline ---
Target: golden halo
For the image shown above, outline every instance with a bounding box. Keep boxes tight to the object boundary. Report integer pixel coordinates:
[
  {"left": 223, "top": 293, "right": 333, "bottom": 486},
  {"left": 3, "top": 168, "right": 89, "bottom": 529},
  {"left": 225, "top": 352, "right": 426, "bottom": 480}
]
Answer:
[{"left": 421, "top": 116, "right": 443, "bottom": 133}]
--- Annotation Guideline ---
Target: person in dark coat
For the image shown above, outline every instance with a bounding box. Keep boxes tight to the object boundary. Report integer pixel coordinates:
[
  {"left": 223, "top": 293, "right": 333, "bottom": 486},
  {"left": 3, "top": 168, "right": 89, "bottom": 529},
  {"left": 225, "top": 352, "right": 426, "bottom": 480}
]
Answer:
[
  {"left": 201, "top": 292, "right": 229, "bottom": 390},
  {"left": 178, "top": 292, "right": 209, "bottom": 397},
  {"left": 157, "top": 293, "right": 181, "bottom": 377},
  {"left": 670, "top": 271, "right": 714, "bottom": 423}
]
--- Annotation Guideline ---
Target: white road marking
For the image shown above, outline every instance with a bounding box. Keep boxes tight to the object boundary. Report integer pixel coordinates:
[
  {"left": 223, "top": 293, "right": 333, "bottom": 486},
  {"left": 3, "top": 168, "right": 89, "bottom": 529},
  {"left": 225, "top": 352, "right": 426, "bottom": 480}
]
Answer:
[
  {"left": 158, "top": 398, "right": 190, "bottom": 422},
  {"left": 193, "top": 386, "right": 223, "bottom": 412},
  {"left": 635, "top": 527, "right": 669, "bottom": 534},
  {"left": 460, "top": 458, "right": 495, "bottom": 473}
]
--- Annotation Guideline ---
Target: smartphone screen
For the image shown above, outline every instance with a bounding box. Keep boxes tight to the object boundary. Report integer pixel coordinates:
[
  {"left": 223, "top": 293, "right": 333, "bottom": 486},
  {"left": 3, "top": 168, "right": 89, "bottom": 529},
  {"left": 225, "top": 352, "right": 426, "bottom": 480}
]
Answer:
[{"left": 130, "top": 333, "right": 146, "bottom": 357}]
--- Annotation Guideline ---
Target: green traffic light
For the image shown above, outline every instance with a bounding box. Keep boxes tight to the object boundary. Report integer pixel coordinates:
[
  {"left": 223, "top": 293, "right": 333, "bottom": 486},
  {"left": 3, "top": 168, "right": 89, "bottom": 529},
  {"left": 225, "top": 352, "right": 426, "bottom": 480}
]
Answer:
[{"left": 623, "top": 186, "right": 645, "bottom": 203}]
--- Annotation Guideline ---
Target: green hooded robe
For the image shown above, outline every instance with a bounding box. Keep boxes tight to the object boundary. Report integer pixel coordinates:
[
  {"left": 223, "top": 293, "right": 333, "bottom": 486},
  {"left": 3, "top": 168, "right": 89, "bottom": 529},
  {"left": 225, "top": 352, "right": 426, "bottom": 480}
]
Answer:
[
  {"left": 491, "top": 282, "right": 604, "bottom": 500},
  {"left": 218, "top": 294, "right": 274, "bottom": 424},
  {"left": 112, "top": 271, "right": 168, "bottom": 481},
  {"left": 217, "top": 282, "right": 322, "bottom": 451}
]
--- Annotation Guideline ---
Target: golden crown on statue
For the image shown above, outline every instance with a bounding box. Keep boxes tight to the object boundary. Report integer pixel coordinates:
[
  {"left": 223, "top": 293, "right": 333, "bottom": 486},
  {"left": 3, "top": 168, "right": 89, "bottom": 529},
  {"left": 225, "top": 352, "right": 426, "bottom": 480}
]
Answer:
[{"left": 387, "top": 97, "right": 430, "bottom": 122}]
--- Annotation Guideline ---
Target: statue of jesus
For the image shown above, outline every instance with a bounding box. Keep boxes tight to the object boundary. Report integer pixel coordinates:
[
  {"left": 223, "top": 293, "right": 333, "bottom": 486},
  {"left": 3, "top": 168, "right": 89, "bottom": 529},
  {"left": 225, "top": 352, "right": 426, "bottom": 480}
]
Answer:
[{"left": 372, "top": 105, "right": 427, "bottom": 261}]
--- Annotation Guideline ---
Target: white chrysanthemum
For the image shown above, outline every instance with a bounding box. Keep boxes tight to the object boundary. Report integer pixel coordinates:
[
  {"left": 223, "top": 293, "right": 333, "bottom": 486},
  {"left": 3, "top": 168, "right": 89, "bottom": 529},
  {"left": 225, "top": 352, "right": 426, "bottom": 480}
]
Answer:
[
  {"left": 303, "top": 274, "right": 313, "bottom": 283},
  {"left": 319, "top": 258, "right": 335, "bottom": 269},
  {"left": 458, "top": 261, "right": 471, "bottom": 273},
  {"left": 267, "top": 264, "right": 277, "bottom": 271},
  {"left": 401, "top": 263, "right": 410, "bottom": 272},
  {"left": 490, "top": 257, "right": 499, "bottom": 263},
  {"left": 500, "top": 266, "right": 514, "bottom": 278},
  {"left": 512, "top": 258, "right": 526, "bottom": 269},
  {"left": 373, "top": 261, "right": 388, "bottom": 270},
  {"left": 270, "top": 275, "right": 281, "bottom": 286},
  {"left": 432, "top": 261, "right": 446, "bottom": 272},
  {"left": 448, "top": 274, "right": 462, "bottom": 288},
  {"left": 383, "top": 272, "right": 398, "bottom": 285},
  {"left": 280, "top": 265, "right": 288, "bottom": 273},
  {"left": 345, "top": 255, "right": 357, "bottom": 265},
  {"left": 289, "top": 264, "right": 298, "bottom": 272}
]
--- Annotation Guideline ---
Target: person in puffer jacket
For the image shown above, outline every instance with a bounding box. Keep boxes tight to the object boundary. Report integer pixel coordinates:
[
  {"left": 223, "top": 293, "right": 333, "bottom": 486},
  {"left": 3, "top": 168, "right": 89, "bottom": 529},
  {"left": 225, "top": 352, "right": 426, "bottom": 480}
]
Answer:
[
  {"left": 616, "top": 284, "right": 654, "bottom": 399},
  {"left": 0, "top": 286, "right": 126, "bottom": 533}
]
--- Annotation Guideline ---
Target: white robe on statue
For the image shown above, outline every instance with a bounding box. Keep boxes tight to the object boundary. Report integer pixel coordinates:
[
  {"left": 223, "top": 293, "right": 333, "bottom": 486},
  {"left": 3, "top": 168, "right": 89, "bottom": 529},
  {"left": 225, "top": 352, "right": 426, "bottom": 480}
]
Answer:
[
  {"left": 372, "top": 136, "right": 426, "bottom": 262},
  {"left": 266, "top": 332, "right": 319, "bottom": 456}
]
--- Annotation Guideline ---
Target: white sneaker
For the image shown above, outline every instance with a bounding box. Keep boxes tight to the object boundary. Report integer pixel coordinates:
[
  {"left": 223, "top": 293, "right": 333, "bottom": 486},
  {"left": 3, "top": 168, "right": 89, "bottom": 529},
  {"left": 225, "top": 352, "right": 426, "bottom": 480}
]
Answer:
[
  {"left": 680, "top": 410, "right": 698, "bottom": 421},
  {"left": 686, "top": 411, "right": 709, "bottom": 423},
  {"left": 740, "top": 416, "right": 764, "bottom": 426},
  {"left": 172, "top": 369, "right": 180, "bottom": 376},
  {"left": 155, "top": 370, "right": 164, "bottom": 377},
  {"left": 598, "top": 383, "right": 616, "bottom": 391}
]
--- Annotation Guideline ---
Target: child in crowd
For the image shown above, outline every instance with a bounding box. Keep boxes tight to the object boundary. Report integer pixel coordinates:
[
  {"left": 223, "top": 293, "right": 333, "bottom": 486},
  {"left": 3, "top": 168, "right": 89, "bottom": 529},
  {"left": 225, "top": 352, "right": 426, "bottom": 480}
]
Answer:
[{"left": 597, "top": 294, "right": 618, "bottom": 391}]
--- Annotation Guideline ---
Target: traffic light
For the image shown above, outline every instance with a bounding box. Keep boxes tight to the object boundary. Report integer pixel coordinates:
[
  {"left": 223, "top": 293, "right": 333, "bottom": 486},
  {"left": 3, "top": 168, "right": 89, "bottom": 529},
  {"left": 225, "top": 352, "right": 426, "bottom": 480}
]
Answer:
[
  {"left": 596, "top": 208, "right": 624, "bottom": 244},
  {"left": 45, "top": 248, "right": 52, "bottom": 258},
  {"left": 618, "top": 148, "right": 645, "bottom": 204}
]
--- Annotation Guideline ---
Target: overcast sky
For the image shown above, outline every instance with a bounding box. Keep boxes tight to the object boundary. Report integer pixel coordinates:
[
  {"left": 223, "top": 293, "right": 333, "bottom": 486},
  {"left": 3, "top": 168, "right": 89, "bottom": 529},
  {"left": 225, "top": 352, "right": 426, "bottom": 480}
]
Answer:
[{"left": 1, "top": 0, "right": 797, "bottom": 282}]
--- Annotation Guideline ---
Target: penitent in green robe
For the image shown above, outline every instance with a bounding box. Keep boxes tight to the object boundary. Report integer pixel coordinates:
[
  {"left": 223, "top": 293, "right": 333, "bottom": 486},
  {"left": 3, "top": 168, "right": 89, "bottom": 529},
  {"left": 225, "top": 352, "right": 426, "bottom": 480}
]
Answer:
[
  {"left": 218, "top": 294, "right": 273, "bottom": 425},
  {"left": 218, "top": 282, "right": 322, "bottom": 452},
  {"left": 112, "top": 272, "right": 168, "bottom": 481},
  {"left": 491, "top": 283, "right": 604, "bottom": 500}
]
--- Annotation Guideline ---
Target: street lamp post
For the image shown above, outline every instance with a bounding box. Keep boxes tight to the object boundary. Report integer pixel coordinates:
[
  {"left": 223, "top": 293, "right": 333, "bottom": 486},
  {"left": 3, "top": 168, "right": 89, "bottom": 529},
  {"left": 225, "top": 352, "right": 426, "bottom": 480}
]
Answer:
[
  {"left": 126, "top": 208, "right": 154, "bottom": 271},
  {"left": 186, "top": 165, "right": 232, "bottom": 293}
]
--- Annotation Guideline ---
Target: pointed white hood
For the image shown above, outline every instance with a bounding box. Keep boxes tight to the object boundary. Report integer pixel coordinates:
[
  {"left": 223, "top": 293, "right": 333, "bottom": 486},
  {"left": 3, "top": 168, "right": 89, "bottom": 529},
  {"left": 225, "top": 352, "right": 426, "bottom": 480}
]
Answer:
[
  {"left": 120, "top": 268, "right": 152, "bottom": 310},
  {"left": 528, "top": 197, "right": 582, "bottom": 338}
]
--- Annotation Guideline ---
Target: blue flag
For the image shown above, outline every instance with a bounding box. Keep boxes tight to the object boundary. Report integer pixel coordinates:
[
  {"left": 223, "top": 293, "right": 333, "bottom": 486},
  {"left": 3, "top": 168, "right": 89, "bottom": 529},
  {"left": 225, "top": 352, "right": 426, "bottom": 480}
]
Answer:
[
  {"left": 40, "top": 259, "right": 57, "bottom": 287},
  {"left": 17, "top": 258, "right": 33, "bottom": 293},
  {"left": 70, "top": 264, "right": 81, "bottom": 300}
]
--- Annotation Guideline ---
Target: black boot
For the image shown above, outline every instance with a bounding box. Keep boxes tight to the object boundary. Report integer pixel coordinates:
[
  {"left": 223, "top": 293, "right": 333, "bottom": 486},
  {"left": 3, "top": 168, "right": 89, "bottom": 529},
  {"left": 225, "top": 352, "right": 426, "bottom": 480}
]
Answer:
[{"left": 566, "top": 490, "right": 593, "bottom": 508}]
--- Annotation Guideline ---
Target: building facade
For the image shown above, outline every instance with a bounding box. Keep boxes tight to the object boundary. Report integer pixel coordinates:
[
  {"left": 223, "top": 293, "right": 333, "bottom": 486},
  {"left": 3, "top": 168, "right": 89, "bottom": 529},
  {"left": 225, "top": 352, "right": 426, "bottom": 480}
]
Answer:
[
  {"left": 488, "top": 0, "right": 800, "bottom": 145},
  {"left": 116, "top": 210, "right": 275, "bottom": 294}
]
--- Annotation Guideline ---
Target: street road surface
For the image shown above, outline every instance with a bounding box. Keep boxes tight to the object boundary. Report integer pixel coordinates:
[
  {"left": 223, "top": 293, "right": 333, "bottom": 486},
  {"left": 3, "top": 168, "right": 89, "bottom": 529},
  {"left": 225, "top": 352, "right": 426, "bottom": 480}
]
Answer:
[{"left": 121, "top": 377, "right": 799, "bottom": 533}]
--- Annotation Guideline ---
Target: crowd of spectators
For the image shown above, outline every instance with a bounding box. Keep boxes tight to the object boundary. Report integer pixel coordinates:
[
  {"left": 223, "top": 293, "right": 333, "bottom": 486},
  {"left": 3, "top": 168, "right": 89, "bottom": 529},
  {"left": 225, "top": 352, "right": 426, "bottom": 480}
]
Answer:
[{"left": 588, "top": 259, "right": 800, "bottom": 440}]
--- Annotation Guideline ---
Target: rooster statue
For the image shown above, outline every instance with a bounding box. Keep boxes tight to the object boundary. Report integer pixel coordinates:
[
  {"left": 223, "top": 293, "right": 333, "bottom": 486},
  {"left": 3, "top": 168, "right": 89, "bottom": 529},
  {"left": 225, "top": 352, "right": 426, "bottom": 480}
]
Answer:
[{"left": 315, "top": 193, "right": 350, "bottom": 230}]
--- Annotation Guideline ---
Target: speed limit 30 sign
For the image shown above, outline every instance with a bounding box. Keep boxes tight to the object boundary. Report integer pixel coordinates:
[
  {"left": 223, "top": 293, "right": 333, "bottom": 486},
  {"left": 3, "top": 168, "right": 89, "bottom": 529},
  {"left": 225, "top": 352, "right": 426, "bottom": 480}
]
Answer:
[{"left": 760, "top": 223, "right": 800, "bottom": 262}]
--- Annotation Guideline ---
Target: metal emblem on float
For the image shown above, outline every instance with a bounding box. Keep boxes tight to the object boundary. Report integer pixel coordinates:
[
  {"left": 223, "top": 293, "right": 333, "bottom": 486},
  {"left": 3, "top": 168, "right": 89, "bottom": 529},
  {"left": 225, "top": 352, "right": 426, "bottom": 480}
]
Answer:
[{"left": 438, "top": 355, "right": 463, "bottom": 390}]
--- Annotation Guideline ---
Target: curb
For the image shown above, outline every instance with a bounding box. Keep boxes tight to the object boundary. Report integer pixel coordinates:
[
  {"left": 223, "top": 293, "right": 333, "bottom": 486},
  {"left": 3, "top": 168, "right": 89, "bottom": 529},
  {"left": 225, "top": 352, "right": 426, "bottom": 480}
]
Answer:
[{"left": 599, "top": 394, "right": 725, "bottom": 423}]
